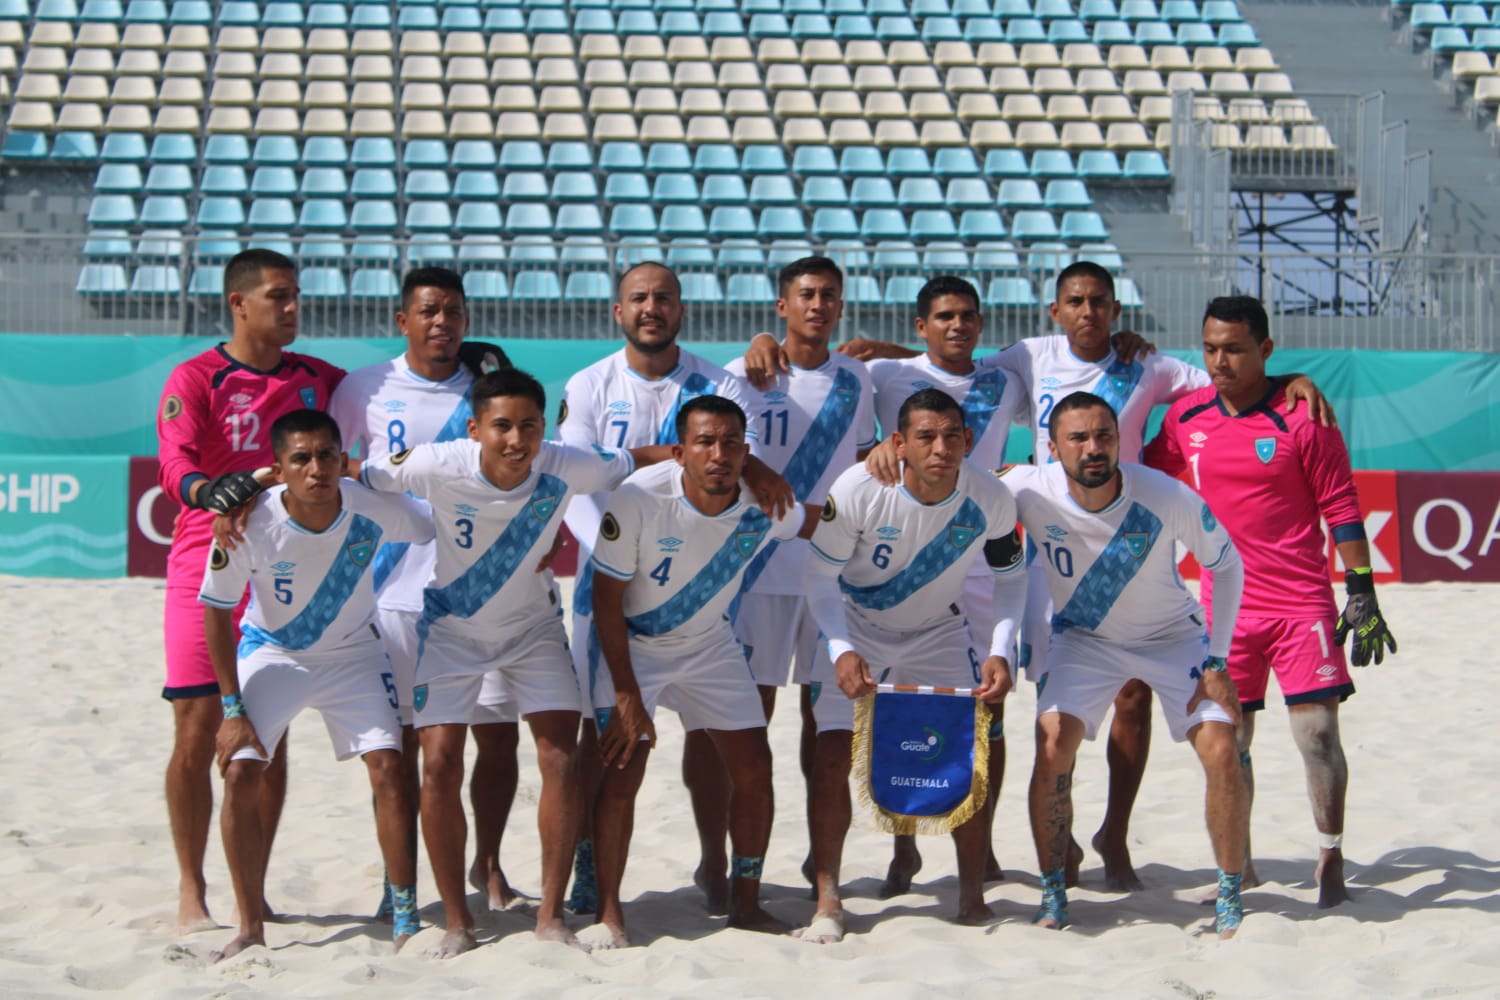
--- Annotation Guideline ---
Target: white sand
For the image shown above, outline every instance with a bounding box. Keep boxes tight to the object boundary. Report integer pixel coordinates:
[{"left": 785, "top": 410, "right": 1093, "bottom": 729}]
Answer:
[{"left": 0, "top": 576, "right": 1496, "bottom": 998}]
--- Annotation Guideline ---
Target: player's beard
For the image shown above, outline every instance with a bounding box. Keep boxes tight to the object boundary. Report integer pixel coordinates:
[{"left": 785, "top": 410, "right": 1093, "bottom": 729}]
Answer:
[
  {"left": 1069, "top": 455, "right": 1115, "bottom": 489},
  {"left": 623, "top": 317, "right": 679, "bottom": 355}
]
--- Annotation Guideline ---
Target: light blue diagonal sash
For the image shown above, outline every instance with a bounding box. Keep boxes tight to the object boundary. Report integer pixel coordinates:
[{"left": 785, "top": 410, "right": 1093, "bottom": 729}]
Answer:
[
  {"left": 238, "top": 514, "right": 382, "bottom": 657},
  {"left": 1051, "top": 501, "right": 1163, "bottom": 634},
  {"left": 839, "top": 497, "right": 987, "bottom": 612}
]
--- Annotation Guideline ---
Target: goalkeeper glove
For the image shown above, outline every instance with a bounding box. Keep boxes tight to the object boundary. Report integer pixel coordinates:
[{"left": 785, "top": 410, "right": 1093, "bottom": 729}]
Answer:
[
  {"left": 1334, "top": 569, "right": 1397, "bottom": 667},
  {"left": 197, "top": 470, "right": 265, "bottom": 514},
  {"left": 458, "top": 340, "right": 511, "bottom": 377}
]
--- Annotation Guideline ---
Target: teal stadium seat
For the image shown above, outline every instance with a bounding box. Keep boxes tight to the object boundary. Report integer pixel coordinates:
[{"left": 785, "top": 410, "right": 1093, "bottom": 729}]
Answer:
[
  {"left": 300, "top": 267, "right": 348, "bottom": 299},
  {"left": 695, "top": 144, "right": 741, "bottom": 173},
  {"left": 454, "top": 171, "right": 502, "bottom": 200},
  {"left": 351, "top": 170, "right": 398, "bottom": 199},
  {"left": 812, "top": 208, "right": 860, "bottom": 239},
  {"left": 96, "top": 164, "right": 144, "bottom": 194},
  {"left": 351, "top": 269, "right": 400, "bottom": 300},
  {"left": 463, "top": 271, "right": 511, "bottom": 301},
  {"left": 708, "top": 206, "right": 756, "bottom": 238},
  {"left": 352, "top": 138, "right": 398, "bottom": 167},
  {"left": 757, "top": 207, "right": 805, "bottom": 237},
  {"left": 726, "top": 273, "right": 775, "bottom": 304},
  {"left": 299, "top": 199, "right": 348, "bottom": 231},
  {"left": 934, "top": 147, "right": 982, "bottom": 177},
  {"left": 651, "top": 172, "right": 701, "bottom": 203},
  {"left": 718, "top": 239, "right": 767, "bottom": 267},
  {"left": 646, "top": 143, "right": 694, "bottom": 173},
  {"left": 251, "top": 168, "right": 298, "bottom": 197},
  {"left": 88, "top": 195, "right": 138, "bottom": 227},
  {"left": 101, "top": 133, "right": 149, "bottom": 163},
  {"left": 565, "top": 272, "right": 614, "bottom": 302},
  {"left": 702, "top": 175, "right": 750, "bottom": 205},
  {"left": 560, "top": 236, "right": 610, "bottom": 267},
  {"left": 248, "top": 199, "right": 297, "bottom": 230},
  {"left": 408, "top": 234, "right": 456, "bottom": 265},
  {"left": 802, "top": 176, "right": 849, "bottom": 206},
  {"left": 303, "top": 137, "right": 349, "bottom": 167},
  {"left": 195, "top": 197, "right": 247, "bottom": 228},
  {"left": 609, "top": 203, "right": 658, "bottom": 236},
  {"left": 1031, "top": 150, "right": 1077, "bottom": 178},
  {"left": 984, "top": 276, "right": 1038, "bottom": 307},
  {"left": 872, "top": 241, "right": 921, "bottom": 272},
  {"left": 793, "top": 146, "right": 839, "bottom": 175},
  {"left": 351, "top": 200, "right": 399, "bottom": 231},
  {"left": 1011, "top": 210, "right": 1062, "bottom": 241},
  {"left": 188, "top": 265, "right": 226, "bottom": 297},
  {"left": 659, "top": 205, "right": 709, "bottom": 237},
  {"left": 741, "top": 145, "right": 789, "bottom": 174},
  {"left": 77, "top": 265, "right": 130, "bottom": 296},
  {"left": 679, "top": 273, "right": 724, "bottom": 303},
  {"left": 1123, "top": 149, "right": 1170, "bottom": 178},
  {"left": 500, "top": 171, "right": 547, "bottom": 201},
  {"left": 767, "top": 239, "right": 815, "bottom": 266},
  {"left": 1077, "top": 150, "right": 1123, "bottom": 178},
  {"left": 146, "top": 165, "right": 194, "bottom": 194},
  {"left": 959, "top": 209, "right": 1007, "bottom": 240},
  {"left": 606, "top": 173, "right": 652, "bottom": 201},
  {"left": 887, "top": 148, "right": 934, "bottom": 177},
  {"left": 883, "top": 275, "right": 926, "bottom": 306},
  {"left": 851, "top": 177, "right": 897, "bottom": 208},
  {"left": 83, "top": 230, "right": 133, "bottom": 259},
  {"left": 945, "top": 178, "right": 994, "bottom": 209},
  {"left": 456, "top": 235, "right": 506, "bottom": 265}
]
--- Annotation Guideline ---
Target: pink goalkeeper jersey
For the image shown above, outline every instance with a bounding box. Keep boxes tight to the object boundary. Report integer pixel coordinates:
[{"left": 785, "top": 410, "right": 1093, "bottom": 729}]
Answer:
[
  {"left": 1143, "top": 384, "right": 1363, "bottom": 619},
  {"left": 156, "top": 345, "right": 344, "bottom": 584}
]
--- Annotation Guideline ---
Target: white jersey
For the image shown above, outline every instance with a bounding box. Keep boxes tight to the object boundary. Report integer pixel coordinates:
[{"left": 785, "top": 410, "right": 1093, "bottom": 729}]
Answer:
[
  {"left": 1001, "top": 462, "right": 1239, "bottom": 652},
  {"left": 591, "top": 463, "right": 801, "bottom": 655},
  {"left": 867, "top": 356, "right": 1028, "bottom": 470},
  {"left": 360, "top": 439, "right": 634, "bottom": 642},
  {"left": 806, "top": 463, "right": 1024, "bottom": 653},
  {"left": 985, "top": 336, "right": 1209, "bottom": 462},
  {"left": 199, "top": 482, "right": 434, "bottom": 659},
  {"left": 722, "top": 351, "right": 876, "bottom": 596},
  {"left": 328, "top": 355, "right": 477, "bottom": 612}
]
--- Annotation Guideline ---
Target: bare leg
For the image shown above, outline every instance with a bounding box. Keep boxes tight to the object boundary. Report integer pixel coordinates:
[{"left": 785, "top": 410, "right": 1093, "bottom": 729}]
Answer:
[
  {"left": 418, "top": 724, "right": 477, "bottom": 958},
  {"left": 1029, "top": 713, "right": 1085, "bottom": 929},
  {"left": 257, "top": 734, "right": 287, "bottom": 919},
  {"left": 469, "top": 721, "right": 524, "bottom": 911},
  {"left": 798, "top": 686, "right": 817, "bottom": 889},
  {"left": 364, "top": 749, "right": 416, "bottom": 951},
  {"left": 1288, "top": 699, "right": 1349, "bottom": 908},
  {"left": 567, "top": 720, "right": 602, "bottom": 915},
  {"left": 526, "top": 711, "right": 587, "bottom": 947},
  {"left": 593, "top": 743, "right": 651, "bottom": 949},
  {"left": 799, "top": 730, "right": 851, "bottom": 944},
  {"left": 1188, "top": 721, "right": 1250, "bottom": 939},
  {"left": 951, "top": 807, "right": 996, "bottom": 924},
  {"left": 213, "top": 760, "right": 266, "bottom": 961},
  {"left": 758, "top": 684, "right": 777, "bottom": 722},
  {"left": 983, "top": 701, "right": 1006, "bottom": 882},
  {"left": 682, "top": 728, "right": 730, "bottom": 916},
  {"left": 1093, "top": 680, "right": 1151, "bottom": 892},
  {"left": 1234, "top": 712, "right": 1262, "bottom": 889},
  {"left": 708, "top": 727, "right": 789, "bottom": 934},
  {"left": 167, "top": 695, "right": 218, "bottom": 934}
]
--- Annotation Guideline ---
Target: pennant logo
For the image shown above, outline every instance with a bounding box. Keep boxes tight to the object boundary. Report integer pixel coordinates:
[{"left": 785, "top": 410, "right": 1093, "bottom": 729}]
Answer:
[
  {"left": 1255, "top": 437, "right": 1277, "bottom": 464},
  {"left": 412, "top": 684, "right": 428, "bottom": 712},
  {"left": 532, "top": 493, "right": 558, "bottom": 520},
  {"left": 346, "top": 538, "right": 374, "bottom": 567},
  {"left": 300, "top": 387, "right": 317, "bottom": 408},
  {"left": 948, "top": 523, "right": 976, "bottom": 549},
  {"left": 899, "top": 727, "right": 945, "bottom": 761},
  {"left": 1124, "top": 532, "right": 1149, "bottom": 559},
  {"left": 735, "top": 530, "right": 764, "bottom": 558}
]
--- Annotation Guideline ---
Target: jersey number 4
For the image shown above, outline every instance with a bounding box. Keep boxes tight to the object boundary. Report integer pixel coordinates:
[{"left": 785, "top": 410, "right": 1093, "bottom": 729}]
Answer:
[{"left": 649, "top": 557, "right": 672, "bottom": 586}]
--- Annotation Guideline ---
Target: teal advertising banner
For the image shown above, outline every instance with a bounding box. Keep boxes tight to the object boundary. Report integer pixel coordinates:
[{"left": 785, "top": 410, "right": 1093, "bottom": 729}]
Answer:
[{"left": 0, "top": 455, "right": 128, "bottom": 577}]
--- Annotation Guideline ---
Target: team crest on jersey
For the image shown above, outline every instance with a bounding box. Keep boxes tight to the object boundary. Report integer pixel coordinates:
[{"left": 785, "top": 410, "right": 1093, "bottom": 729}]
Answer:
[
  {"left": 835, "top": 387, "right": 856, "bottom": 411},
  {"left": 532, "top": 493, "right": 559, "bottom": 520},
  {"left": 600, "top": 512, "right": 621, "bottom": 541},
  {"left": 735, "top": 529, "right": 765, "bottom": 557},
  {"left": 346, "top": 539, "right": 374, "bottom": 567},
  {"left": 820, "top": 497, "right": 837, "bottom": 522},
  {"left": 1201, "top": 504, "right": 1217, "bottom": 532},
  {"left": 1109, "top": 376, "right": 1131, "bottom": 396},
  {"left": 412, "top": 685, "right": 428, "bottom": 712},
  {"left": 162, "top": 394, "right": 183, "bottom": 421},
  {"left": 977, "top": 381, "right": 999, "bottom": 406},
  {"left": 300, "top": 387, "right": 317, "bottom": 408},
  {"left": 949, "top": 523, "right": 976, "bottom": 549},
  {"left": 592, "top": 444, "right": 617, "bottom": 462},
  {"left": 1254, "top": 437, "right": 1277, "bottom": 464},
  {"left": 1124, "top": 532, "right": 1149, "bottom": 559},
  {"left": 390, "top": 448, "right": 412, "bottom": 465},
  {"left": 209, "top": 544, "right": 228, "bottom": 571}
]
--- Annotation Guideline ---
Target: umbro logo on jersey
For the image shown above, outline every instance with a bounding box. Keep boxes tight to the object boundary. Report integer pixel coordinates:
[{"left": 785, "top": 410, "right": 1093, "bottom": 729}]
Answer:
[
  {"left": 1124, "top": 532, "right": 1149, "bottom": 559},
  {"left": 346, "top": 539, "right": 374, "bottom": 567},
  {"left": 1040, "top": 377, "right": 1062, "bottom": 390},
  {"left": 1045, "top": 524, "right": 1067, "bottom": 541},
  {"left": 912, "top": 381, "right": 932, "bottom": 391},
  {"left": 1190, "top": 431, "right": 1208, "bottom": 447},
  {"left": 455, "top": 504, "right": 478, "bottom": 516},
  {"left": 607, "top": 401, "right": 631, "bottom": 413},
  {"left": 230, "top": 391, "right": 254, "bottom": 411},
  {"left": 1255, "top": 438, "right": 1277, "bottom": 464},
  {"left": 384, "top": 400, "right": 407, "bottom": 412},
  {"left": 765, "top": 391, "right": 788, "bottom": 404},
  {"left": 876, "top": 526, "right": 902, "bottom": 539},
  {"left": 658, "top": 536, "right": 683, "bottom": 552},
  {"left": 271, "top": 561, "right": 296, "bottom": 573}
]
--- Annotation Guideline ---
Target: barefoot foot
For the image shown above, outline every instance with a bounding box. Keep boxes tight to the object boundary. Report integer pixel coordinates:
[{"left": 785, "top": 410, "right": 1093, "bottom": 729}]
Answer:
[
  {"left": 210, "top": 930, "right": 264, "bottom": 963},
  {"left": 984, "top": 851, "right": 1005, "bottom": 884},
  {"left": 591, "top": 919, "right": 631, "bottom": 950},
  {"left": 729, "top": 905, "right": 793, "bottom": 935},
  {"left": 694, "top": 864, "right": 729, "bottom": 917},
  {"left": 794, "top": 911, "right": 846, "bottom": 944},
  {"left": 879, "top": 840, "right": 922, "bottom": 899},
  {"left": 956, "top": 900, "right": 997, "bottom": 926},
  {"left": 430, "top": 928, "right": 477, "bottom": 959},
  {"left": 177, "top": 895, "right": 216, "bottom": 936},
  {"left": 1316, "top": 849, "right": 1350, "bottom": 909},
  {"left": 1091, "top": 831, "right": 1144, "bottom": 892},
  {"left": 469, "top": 860, "right": 532, "bottom": 912},
  {"left": 536, "top": 919, "right": 591, "bottom": 952}
]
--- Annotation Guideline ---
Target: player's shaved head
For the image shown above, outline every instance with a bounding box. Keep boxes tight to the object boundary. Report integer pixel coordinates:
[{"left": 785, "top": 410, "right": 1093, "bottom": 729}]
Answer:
[
  {"left": 471, "top": 367, "right": 546, "bottom": 418},
  {"left": 616, "top": 261, "right": 680, "bottom": 300},
  {"left": 897, "top": 388, "right": 965, "bottom": 434},
  {"left": 676, "top": 394, "right": 746, "bottom": 441},
  {"left": 224, "top": 248, "right": 296, "bottom": 299},
  {"left": 270, "top": 408, "right": 341, "bottom": 457},
  {"left": 1203, "top": 295, "right": 1270, "bottom": 343},
  {"left": 1047, "top": 391, "right": 1118, "bottom": 443}
]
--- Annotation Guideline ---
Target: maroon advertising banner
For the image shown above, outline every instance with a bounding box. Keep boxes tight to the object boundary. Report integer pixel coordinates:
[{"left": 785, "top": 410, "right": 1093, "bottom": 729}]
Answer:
[
  {"left": 127, "top": 456, "right": 175, "bottom": 578},
  {"left": 1395, "top": 472, "right": 1500, "bottom": 583}
]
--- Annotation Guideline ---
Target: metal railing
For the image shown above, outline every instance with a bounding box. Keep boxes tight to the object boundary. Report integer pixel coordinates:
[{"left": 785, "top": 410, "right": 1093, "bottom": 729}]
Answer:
[{"left": 1, "top": 233, "right": 1495, "bottom": 352}]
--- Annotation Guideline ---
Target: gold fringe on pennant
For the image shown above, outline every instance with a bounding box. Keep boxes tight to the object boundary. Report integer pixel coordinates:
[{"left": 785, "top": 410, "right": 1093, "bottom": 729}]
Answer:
[{"left": 851, "top": 693, "right": 992, "bottom": 837}]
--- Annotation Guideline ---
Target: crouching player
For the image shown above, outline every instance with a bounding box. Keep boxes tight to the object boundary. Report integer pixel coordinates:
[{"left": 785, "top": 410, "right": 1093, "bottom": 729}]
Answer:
[{"left": 200, "top": 409, "right": 434, "bottom": 960}]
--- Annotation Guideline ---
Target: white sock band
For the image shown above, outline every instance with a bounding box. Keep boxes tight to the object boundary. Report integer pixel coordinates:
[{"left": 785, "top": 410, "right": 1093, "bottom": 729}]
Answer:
[{"left": 1319, "top": 832, "right": 1343, "bottom": 851}]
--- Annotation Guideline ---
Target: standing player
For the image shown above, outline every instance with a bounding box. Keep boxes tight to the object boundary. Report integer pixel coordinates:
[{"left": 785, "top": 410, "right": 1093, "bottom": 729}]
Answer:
[
  {"left": 360, "top": 368, "right": 651, "bottom": 956},
  {"left": 200, "top": 409, "right": 433, "bottom": 960},
  {"left": 156, "top": 248, "right": 343, "bottom": 933},
  {"left": 589, "top": 396, "right": 818, "bottom": 948},
  {"left": 1144, "top": 296, "right": 1396, "bottom": 908},
  {"left": 557, "top": 262, "right": 791, "bottom": 917},
  {"left": 723, "top": 256, "right": 876, "bottom": 874},
  {"left": 1004, "top": 392, "right": 1250, "bottom": 937},
  {"left": 328, "top": 267, "right": 529, "bottom": 916},
  {"left": 801, "top": 390, "right": 1026, "bottom": 942}
]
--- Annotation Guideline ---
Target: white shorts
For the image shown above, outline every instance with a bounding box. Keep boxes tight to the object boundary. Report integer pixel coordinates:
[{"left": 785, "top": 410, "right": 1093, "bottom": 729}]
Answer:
[
  {"left": 592, "top": 627, "right": 766, "bottom": 734},
  {"left": 1018, "top": 556, "right": 1053, "bottom": 681},
  {"left": 412, "top": 615, "right": 579, "bottom": 728},
  {"left": 376, "top": 605, "right": 421, "bottom": 726},
  {"left": 571, "top": 610, "right": 601, "bottom": 718},
  {"left": 734, "top": 593, "right": 821, "bottom": 687},
  {"left": 472, "top": 669, "right": 520, "bottom": 726},
  {"left": 1036, "top": 631, "right": 1233, "bottom": 742},
  {"left": 234, "top": 640, "right": 402, "bottom": 763},
  {"left": 809, "top": 614, "right": 980, "bottom": 734},
  {"left": 960, "top": 566, "right": 1000, "bottom": 660}
]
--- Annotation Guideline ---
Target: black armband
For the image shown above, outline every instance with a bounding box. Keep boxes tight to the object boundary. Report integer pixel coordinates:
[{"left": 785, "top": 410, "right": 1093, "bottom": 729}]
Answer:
[{"left": 984, "top": 528, "right": 1024, "bottom": 572}]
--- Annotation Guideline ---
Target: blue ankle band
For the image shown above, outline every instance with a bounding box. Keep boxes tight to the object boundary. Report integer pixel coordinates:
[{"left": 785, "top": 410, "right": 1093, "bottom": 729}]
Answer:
[
  {"left": 1215, "top": 868, "right": 1244, "bottom": 934},
  {"left": 1239, "top": 749, "right": 1252, "bottom": 768},
  {"left": 1033, "top": 867, "right": 1070, "bottom": 928},
  {"left": 391, "top": 883, "right": 419, "bottom": 939},
  {"left": 731, "top": 855, "right": 764, "bottom": 880}
]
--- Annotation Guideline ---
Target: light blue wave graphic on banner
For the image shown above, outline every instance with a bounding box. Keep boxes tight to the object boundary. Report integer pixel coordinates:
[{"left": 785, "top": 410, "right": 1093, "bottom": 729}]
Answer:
[
  {"left": 0, "top": 524, "right": 127, "bottom": 548},
  {"left": 0, "top": 544, "right": 126, "bottom": 572}
]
